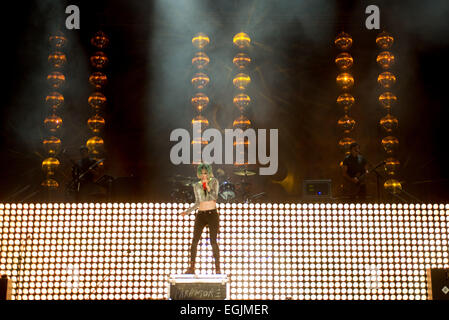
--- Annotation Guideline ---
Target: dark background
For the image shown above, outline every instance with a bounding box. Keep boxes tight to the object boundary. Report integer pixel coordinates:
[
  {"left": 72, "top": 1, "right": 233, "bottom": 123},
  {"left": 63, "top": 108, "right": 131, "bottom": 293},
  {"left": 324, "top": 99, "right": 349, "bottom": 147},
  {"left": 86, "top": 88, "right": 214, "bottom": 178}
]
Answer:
[{"left": 1, "top": 0, "right": 448, "bottom": 203}]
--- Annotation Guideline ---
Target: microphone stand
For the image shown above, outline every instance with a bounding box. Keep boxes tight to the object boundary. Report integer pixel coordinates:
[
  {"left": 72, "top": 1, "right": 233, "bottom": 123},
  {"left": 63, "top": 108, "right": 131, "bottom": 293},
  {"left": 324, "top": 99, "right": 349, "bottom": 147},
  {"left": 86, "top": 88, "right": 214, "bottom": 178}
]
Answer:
[
  {"left": 386, "top": 190, "right": 408, "bottom": 202},
  {"left": 373, "top": 169, "right": 382, "bottom": 202},
  {"left": 14, "top": 234, "right": 31, "bottom": 300},
  {"left": 397, "top": 187, "right": 422, "bottom": 203},
  {"left": 361, "top": 155, "right": 383, "bottom": 202},
  {"left": 367, "top": 165, "right": 382, "bottom": 203},
  {"left": 364, "top": 156, "right": 422, "bottom": 203}
]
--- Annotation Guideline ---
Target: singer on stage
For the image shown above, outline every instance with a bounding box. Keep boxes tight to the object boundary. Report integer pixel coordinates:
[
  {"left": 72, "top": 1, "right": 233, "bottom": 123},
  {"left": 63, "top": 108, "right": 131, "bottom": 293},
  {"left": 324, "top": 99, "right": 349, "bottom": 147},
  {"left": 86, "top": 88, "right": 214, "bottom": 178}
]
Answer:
[{"left": 181, "top": 163, "right": 221, "bottom": 274}]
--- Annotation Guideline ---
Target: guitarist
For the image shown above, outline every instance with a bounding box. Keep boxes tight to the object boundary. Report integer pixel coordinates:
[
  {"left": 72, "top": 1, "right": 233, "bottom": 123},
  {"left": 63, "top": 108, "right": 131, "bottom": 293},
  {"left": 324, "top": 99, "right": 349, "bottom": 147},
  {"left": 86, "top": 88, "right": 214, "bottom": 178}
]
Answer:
[
  {"left": 72, "top": 146, "right": 103, "bottom": 201},
  {"left": 342, "top": 142, "right": 368, "bottom": 200}
]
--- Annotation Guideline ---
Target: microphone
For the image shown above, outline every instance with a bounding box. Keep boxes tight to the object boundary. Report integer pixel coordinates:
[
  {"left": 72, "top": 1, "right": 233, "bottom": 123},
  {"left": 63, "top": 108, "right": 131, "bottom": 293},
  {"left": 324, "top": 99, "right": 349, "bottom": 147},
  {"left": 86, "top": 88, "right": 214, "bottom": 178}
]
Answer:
[{"left": 203, "top": 181, "right": 207, "bottom": 195}]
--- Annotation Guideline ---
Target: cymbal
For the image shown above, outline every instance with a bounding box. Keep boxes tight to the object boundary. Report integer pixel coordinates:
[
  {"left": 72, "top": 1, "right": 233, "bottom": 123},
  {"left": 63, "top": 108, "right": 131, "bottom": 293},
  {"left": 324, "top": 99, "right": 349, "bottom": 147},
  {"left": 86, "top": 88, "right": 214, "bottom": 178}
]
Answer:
[
  {"left": 235, "top": 182, "right": 251, "bottom": 186},
  {"left": 233, "top": 169, "right": 256, "bottom": 176},
  {"left": 249, "top": 192, "right": 266, "bottom": 199}
]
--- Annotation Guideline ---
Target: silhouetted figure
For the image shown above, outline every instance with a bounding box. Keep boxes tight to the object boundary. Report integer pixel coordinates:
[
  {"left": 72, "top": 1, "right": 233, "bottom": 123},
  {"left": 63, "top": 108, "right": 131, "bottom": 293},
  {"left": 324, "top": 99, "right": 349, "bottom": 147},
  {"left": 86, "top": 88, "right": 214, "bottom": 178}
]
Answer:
[{"left": 72, "top": 146, "right": 103, "bottom": 201}]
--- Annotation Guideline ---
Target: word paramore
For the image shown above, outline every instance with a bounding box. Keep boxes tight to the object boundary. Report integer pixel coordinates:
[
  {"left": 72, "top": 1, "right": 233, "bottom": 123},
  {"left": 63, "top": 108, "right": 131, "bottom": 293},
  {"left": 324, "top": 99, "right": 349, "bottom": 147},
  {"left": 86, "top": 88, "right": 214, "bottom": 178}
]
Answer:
[{"left": 170, "top": 122, "right": 278, "bottom": 175}]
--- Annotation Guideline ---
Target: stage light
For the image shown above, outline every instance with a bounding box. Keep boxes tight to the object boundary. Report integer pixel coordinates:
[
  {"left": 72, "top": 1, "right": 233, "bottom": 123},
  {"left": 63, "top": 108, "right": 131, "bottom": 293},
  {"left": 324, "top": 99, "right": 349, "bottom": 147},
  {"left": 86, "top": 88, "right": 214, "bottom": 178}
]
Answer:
[
  {"left": 90, "top": 51, "right": 108, "bottom": 69},
  {"left": 380, "top": 114, "right": 399, "bottom": 135},
  {"left": 1, "top": 204, "right": 448, "bottom": 300},
  {"left": 191, "top": 32, "right": 210, "bottom": 49},
  {"left": 192, "top": 51, "right": 210, "bottom": 69},
  {"left": 335, "top": 32, "right": 352, "bottom": 50},
  {"left": 48, "top": 51, "right": 67, "bottom": 69},
  {"left": 233, "top": 32, "right": 251, "bottom": 48},
  {"left": 191, "top": 72, "right": 210, "bottom": 89},
  {"left": 384, "top": 179, "right": 402, "bottom": 194},
  {"left": 233, "top": 73, "right": 251, "bottom": 90},
  {"left": 233, "top": 93, "right": 251, "bottom": 112},
  {"left": 378, "top": 71, "right": 396, "bottom": 89},
  {"left": 190, "top": 93, "right": 210, "bottom": 113},
  {"left": 335, "top": 52, "right": 353, "bottom": 70}
]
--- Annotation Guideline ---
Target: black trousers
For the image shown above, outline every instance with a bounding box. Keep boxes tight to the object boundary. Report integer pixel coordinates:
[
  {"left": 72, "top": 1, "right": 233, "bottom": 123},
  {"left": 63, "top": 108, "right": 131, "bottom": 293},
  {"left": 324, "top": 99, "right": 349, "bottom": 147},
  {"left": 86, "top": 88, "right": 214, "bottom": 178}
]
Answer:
[
  {"left": 357, "top": 184, "right": 367, "bottom": 200},
  {"left": 342, "top": 182, "right": 367, "bottom": 202},
  {"left": 190, "top": 209, "right": 220, "bottom": 269}
]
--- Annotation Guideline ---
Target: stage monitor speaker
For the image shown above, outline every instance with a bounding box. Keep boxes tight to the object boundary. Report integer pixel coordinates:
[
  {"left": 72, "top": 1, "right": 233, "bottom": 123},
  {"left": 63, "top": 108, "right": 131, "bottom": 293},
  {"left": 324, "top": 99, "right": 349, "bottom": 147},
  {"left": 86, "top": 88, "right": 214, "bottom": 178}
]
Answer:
[
  {"left": 427, "top": 268, "right": 449, "bottom": 300},
  {"left": 303, "top": 179, "right": 332, "bottom": 200},
  {"left": 0, "top": 275, "right": 12, "bottom": 300}
]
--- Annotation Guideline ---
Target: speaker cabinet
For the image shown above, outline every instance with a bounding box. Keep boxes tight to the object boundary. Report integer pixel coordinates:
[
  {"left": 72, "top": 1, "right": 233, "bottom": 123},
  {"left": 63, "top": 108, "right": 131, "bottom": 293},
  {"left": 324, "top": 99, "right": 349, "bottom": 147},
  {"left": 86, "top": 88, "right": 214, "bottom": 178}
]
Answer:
[
  {"left": 0, "top": 276, "right": 12, "bottom": 300},
  {"left": 303, "top": 179, "right": 332, "bottom": 200},
  {"left": 427, "top": 268, "right": 449, "bottom": 300}
]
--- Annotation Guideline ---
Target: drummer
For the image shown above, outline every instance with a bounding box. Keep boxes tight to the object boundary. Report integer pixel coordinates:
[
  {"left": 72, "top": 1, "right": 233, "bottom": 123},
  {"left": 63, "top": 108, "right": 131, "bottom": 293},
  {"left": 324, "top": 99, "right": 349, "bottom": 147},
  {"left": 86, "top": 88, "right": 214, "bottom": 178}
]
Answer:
[{"left": 216, "top": 168, "right": 235, "bottom": 201}]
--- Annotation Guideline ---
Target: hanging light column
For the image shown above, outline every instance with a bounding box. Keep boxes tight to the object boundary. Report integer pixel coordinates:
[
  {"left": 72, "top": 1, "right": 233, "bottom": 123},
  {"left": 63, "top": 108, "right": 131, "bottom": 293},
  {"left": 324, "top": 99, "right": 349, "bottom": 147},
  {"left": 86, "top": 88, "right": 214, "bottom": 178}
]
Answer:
[
  {"left": 232, "top": 32, "right": 252, "bottom": 166},
  {"left": 87, "top": 31, "right": 109, "bottom": 162},
  {"left": 335, "top": 32, "right": 356, "bottom": 155},
  {"left": 376, "top": 31, "right": 401, "bottom": 194},
  {"left": 191, "top": 33, "right": 211, "bottom": 164},
  {"left": 42, "top": 31, "right": 67, "bottom": 189}
]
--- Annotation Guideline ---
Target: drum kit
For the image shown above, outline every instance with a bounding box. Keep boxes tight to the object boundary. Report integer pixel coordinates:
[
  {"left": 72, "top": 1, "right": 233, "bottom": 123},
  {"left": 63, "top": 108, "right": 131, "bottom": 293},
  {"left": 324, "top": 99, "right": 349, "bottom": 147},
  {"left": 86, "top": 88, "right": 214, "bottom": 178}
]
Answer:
[
  {"left": 168, "top": 175, "right": 197, "bottom": 203},
  {"left": 168, "top": 168, "right": 265, "bottom": 203}
]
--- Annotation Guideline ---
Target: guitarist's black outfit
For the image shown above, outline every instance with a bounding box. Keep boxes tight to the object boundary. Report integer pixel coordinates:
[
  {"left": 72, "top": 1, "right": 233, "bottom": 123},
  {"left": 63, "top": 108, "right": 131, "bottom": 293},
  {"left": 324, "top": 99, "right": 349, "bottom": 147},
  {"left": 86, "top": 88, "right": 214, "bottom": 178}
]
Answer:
[
  {"left": 72, "top": 154, "right": 99, "bottom": 201},
  {"left": 342, "top": 153, "right": 367, "bottom": 200}
]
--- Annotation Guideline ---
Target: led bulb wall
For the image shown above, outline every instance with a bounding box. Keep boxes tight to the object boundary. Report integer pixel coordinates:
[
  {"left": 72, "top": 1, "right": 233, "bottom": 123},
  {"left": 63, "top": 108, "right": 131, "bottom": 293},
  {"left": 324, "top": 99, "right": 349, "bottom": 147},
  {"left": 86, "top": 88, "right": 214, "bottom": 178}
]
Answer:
[{"left": 0, "top": 202, "right": 447, "bottom": 300}]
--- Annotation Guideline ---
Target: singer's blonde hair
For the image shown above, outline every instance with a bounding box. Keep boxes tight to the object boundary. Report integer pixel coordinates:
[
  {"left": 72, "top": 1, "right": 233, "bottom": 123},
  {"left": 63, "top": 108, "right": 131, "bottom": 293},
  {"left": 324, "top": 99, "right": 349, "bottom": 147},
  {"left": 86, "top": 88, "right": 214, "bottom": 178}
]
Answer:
[{"left": 196, "top": 163, "right": 214, "bottom": 179}]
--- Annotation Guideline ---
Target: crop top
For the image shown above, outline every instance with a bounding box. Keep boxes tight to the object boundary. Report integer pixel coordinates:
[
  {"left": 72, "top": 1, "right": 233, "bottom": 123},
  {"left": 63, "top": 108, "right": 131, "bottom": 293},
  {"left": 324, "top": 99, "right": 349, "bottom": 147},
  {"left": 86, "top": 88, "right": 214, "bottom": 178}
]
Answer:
[{"left": 185, "top": 177, "right": 219, "bottom": 213}]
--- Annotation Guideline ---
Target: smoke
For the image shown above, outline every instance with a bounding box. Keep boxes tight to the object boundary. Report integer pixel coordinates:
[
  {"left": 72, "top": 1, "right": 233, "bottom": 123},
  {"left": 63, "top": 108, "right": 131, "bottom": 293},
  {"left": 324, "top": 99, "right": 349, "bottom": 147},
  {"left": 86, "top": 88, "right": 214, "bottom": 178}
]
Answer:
[
  {"left": 6, "top": 0, "right": 90, "bottom": 152},
  {"left": 148, "top": 0, "right": 338, "bottom": 144},
  {"left": 0, "top": 0, "right": 93, "bottom": 198},
  {"left": 149, "top": 0, "right": 338, "bottom": 116},
  {"left": 385, "top": 0, "right": 449, "bottom": 46},
  {"left": 238, "top": 0, "right": 337, "bottom": 44}
]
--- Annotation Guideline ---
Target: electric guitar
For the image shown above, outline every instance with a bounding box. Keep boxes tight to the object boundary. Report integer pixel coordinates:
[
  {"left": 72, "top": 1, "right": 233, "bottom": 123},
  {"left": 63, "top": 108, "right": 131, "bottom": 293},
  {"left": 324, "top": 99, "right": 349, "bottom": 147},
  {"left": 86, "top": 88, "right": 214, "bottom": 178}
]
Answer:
[
  {"left": 68, "top": 158, "right": 104, "bottom": 192},
  {"left": 342, "top": 160, "right": 385, "bottom": 197}
]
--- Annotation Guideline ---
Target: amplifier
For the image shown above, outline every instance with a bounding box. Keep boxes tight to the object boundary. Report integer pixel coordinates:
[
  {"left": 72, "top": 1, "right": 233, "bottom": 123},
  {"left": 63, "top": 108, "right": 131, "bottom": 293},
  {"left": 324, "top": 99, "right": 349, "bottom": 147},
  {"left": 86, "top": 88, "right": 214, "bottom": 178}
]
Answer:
[
  {"left": 303, "top": 179, "right": 332, "bottom": 200},
  {"left": 168, "top": 274, "right": 229, "bottom": 300},
  {"left": 427, "top": 268, "right": 449, "bottom": 300},
  {"left": 0, "top": 275, "right": 12, "bottom": 300}
]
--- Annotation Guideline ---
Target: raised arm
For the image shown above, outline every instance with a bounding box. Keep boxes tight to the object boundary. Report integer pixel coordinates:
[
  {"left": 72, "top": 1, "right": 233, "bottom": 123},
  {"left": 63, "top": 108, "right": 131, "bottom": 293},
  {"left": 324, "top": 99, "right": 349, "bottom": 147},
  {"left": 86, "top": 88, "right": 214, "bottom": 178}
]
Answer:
[{"left": 183, "top": 183, "right": 200, "bottom": 215}]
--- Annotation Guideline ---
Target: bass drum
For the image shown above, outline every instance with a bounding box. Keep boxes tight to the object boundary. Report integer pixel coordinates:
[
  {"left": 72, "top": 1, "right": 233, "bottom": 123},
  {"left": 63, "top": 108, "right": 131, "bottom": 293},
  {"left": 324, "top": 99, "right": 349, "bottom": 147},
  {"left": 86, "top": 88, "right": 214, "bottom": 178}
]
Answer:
[{"left": 219, "top": 181, "right": 235, "bottom": 201}]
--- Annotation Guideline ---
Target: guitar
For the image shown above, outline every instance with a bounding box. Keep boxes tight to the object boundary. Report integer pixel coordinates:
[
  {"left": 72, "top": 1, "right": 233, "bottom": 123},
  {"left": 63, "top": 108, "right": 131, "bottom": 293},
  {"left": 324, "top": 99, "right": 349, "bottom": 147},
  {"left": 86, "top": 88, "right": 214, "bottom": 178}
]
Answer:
[
  {"left": 67, "top": 158, "right": 105, "bottom": 192},
  {"left": 342, "top": 160, "right": 385, "bottom": 197},
  {"left": 78, "top": 159, "right": 104, "bottom": 181}
]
